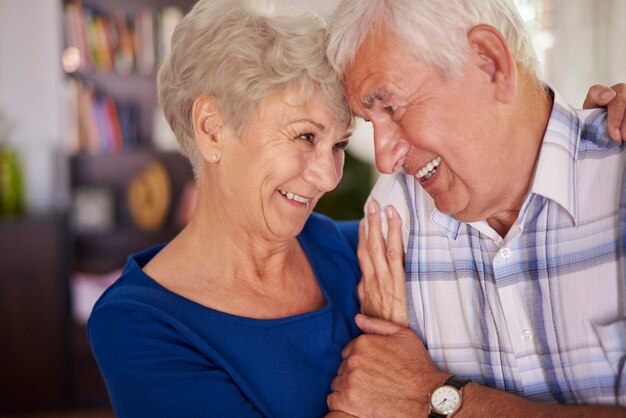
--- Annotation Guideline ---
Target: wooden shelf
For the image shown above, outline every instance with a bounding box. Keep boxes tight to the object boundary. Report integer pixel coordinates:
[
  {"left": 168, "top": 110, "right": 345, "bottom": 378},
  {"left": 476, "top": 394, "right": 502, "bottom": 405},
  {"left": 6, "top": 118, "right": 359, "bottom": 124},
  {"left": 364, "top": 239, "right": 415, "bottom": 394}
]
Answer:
[
  {"left": 0, "top": 215, "right": 71, "bottom": 413},
  {"left": 73, "top": 225, "right": 179, "bottom": 273}
]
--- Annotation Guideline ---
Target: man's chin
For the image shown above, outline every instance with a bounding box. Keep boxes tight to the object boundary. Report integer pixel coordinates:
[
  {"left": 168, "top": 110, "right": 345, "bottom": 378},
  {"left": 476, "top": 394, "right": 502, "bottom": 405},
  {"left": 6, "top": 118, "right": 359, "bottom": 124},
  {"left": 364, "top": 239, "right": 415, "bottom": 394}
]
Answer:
[{"left": 432, "top": 200, "right": 480, "bottom": 223}]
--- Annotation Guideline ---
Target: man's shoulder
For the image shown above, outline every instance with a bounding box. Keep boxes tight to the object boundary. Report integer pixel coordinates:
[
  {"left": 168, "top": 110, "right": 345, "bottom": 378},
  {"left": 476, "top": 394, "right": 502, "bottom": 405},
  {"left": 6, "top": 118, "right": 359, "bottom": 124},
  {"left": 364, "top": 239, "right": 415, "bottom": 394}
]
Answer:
[
  {"left": 572, "top": 109, "right": 626, "bottom": 221},
  {"left": 367, "top": 172, "right": 433, "bottom": 249},
  {"left": 576, "top": 108, "right": 624, "bottom": 159}
]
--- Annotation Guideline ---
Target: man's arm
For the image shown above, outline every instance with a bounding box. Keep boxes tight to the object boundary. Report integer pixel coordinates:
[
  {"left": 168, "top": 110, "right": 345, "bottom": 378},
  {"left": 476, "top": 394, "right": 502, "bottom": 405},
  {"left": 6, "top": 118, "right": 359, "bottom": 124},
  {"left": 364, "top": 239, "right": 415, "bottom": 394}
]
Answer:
[
  {"left": 583, "top": 83, "right": 626, "bottom": 141},
  {"left": 327, "top": 315, "right": 626, "bottom": 418}
]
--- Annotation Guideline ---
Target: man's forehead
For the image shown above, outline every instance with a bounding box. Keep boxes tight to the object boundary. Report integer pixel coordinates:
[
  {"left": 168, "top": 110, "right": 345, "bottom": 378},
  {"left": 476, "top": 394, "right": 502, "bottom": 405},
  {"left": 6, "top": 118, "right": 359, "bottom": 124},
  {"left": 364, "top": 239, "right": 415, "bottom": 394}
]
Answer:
[{"left": 342, "top": 28, "right": 405, "bottom": 96}]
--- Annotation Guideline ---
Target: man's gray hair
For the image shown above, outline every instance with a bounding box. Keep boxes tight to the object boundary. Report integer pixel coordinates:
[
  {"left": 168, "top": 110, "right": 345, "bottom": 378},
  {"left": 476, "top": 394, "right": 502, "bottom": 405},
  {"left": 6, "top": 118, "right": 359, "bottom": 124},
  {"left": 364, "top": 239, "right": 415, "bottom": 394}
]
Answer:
[
  {"left": 327, "top": 0, "right": 540, "bottom": 80},
  {"left": 158, "top": 0, "right": 351, "bottom": 176}
]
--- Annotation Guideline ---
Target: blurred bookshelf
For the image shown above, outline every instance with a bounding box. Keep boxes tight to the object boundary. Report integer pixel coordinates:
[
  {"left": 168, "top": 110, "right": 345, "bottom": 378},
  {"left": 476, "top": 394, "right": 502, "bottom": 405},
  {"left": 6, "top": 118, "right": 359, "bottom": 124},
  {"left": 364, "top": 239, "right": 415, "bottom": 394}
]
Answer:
[
  {"left": 61, "top": 0, "right": 197, "bottom": 409},
  {"left": 62, "top": 0, "right": 195, "bottom": 151}
]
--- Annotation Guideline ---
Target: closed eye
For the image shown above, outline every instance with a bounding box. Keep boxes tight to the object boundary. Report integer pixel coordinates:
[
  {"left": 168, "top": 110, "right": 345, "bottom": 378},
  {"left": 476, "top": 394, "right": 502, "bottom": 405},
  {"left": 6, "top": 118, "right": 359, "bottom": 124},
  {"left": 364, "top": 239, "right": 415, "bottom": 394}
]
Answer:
[
  {"left": 385, "top": 105, "right": 398, "bottom": 115},
  {"left": 333, "top": 140, "right": 350, "bottom": 151}
]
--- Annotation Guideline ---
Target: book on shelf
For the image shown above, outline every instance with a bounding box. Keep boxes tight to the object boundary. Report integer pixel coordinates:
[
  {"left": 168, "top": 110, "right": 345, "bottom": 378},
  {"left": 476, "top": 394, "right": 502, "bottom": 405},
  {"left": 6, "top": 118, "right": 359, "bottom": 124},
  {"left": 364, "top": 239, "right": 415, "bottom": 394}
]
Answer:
[
  {"left": 111, "top": 9, "right": 134, "bottom": 75},
  {"left": 135, "top": 9, "right": 156, "bottom": 76},
  {"left": 64, "top": 77, "right": 138, "bottom": 155},
  {"left": 65, "top": 2, "right": 92, "bottom": 72},
  {"left": 63, "top": 1, "right": 184, "bottom": 76}
]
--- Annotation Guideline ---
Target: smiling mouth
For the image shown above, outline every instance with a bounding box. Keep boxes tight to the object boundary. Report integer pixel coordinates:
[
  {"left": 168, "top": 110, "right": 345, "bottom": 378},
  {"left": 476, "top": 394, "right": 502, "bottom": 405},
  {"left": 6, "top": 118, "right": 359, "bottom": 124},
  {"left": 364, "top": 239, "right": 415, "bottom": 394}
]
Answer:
[
  {"left": 415, "top": 156, "right": 441, "bottom": 180},
  {"left": 278, "top": 189, "right": 310, "bottom": 204}
]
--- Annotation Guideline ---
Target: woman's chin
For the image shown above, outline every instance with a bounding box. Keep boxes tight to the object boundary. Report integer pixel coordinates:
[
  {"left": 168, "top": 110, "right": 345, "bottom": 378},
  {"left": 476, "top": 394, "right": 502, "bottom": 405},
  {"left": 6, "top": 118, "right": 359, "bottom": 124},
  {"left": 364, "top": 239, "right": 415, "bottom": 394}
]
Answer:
[{"left": 266, "top": 212, "right": 310, "bottom": 240}]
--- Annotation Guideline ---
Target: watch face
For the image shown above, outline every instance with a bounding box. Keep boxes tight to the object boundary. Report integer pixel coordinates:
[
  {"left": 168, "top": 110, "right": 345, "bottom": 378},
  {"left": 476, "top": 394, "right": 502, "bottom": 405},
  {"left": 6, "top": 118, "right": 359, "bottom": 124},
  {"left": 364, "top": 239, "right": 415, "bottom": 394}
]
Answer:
[{"left": 430, "top": 385, "right": 462, "bottom": 415}]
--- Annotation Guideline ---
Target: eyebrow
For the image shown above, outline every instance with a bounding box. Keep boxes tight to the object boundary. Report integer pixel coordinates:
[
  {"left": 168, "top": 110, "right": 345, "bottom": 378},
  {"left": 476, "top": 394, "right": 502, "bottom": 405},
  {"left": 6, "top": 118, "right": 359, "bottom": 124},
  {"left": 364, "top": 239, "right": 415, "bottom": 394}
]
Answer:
[
  {"left": 289, "top": 118, "right": 352, "bottom": 139},
  {"left": 289, "top": 118, "right": 326, "bottom": 132},
  {"left": 362, "top": 89, "right": 388, "bottom": 109}
]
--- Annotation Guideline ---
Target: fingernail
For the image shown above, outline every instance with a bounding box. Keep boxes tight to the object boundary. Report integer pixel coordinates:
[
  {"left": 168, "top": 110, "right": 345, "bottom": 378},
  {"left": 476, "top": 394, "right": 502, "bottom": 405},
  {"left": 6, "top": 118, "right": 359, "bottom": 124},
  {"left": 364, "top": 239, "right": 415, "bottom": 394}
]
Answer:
[
  {"left": 600, "top": 91, "right": 614, "bottom": 100},
  {"left": 368, "top": 200, "right": 377, "bottom": 214},
  {"left": 385, "top": 206, "right": 394, "bottom": 219},
  {"left": 616, "top": 129, "right": 623, "bottom": 140}
]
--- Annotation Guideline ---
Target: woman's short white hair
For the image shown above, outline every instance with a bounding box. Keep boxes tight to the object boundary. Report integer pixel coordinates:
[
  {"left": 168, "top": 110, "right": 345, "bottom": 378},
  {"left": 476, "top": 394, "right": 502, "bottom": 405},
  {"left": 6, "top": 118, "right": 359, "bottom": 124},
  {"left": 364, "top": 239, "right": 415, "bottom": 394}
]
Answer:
[
  {"left": 327, "top": 0, "right": 540, "bottom": 80},
  {"left": 158, "top": 0, "right": 351, "bottom": 176}
]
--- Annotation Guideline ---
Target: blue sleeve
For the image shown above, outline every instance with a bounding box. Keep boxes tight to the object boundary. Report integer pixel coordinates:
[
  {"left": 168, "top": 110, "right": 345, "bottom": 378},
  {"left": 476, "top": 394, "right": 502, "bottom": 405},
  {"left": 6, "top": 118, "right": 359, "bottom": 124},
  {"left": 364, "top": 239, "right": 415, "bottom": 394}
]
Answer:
[
  {"left": 335, "top": 219, "right": 359, "bottom": 254},
  {"left": 88, "top": 305, "right": 263, "bottom": 418}
]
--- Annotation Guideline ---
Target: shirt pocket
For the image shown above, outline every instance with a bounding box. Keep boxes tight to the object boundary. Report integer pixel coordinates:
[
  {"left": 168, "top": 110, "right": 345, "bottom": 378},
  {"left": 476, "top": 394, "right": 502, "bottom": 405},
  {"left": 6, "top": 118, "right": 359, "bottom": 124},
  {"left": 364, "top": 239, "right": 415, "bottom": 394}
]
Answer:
[{"left": 586, "top": 318, "right": 626, "bottom": 406}]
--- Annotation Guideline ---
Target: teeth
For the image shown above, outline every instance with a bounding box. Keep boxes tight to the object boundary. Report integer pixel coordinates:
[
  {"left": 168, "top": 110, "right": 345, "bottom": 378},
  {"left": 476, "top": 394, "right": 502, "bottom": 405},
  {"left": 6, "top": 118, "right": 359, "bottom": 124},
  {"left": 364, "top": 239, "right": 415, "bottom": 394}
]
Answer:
[
  {"left": 416, "top": 156, "right": 441, "bottom": 180},
  {"left": 279, "top": 190, "right": 310, "bottom": 204}
]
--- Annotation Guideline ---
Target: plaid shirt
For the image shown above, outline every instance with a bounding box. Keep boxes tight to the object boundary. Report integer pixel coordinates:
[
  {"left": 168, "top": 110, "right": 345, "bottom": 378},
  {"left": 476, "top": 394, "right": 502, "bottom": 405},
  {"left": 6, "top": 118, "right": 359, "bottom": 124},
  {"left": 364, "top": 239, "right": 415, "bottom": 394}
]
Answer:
[{"left": 368, "top": 89, "right": 626, "bottom": 406}]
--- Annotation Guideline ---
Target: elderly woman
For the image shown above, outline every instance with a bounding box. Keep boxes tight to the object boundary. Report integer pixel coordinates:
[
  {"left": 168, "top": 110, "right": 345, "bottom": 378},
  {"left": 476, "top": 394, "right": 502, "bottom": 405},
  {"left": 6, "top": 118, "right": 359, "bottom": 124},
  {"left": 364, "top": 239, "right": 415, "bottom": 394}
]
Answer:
[
  {"left": 88, "top": 1, "right": 366, "bottom": 417},
  {"left": 88, "top": 0, "right": 626, "bottom": 417}
]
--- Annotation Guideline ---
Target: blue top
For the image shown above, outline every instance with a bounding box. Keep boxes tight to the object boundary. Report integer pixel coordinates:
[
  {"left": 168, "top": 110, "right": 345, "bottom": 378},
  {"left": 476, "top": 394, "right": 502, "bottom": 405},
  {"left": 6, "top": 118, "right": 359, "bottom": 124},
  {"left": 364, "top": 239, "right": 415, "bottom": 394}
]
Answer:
[{"left": 88, "top": 213, "right": 361, "bottom": 418}]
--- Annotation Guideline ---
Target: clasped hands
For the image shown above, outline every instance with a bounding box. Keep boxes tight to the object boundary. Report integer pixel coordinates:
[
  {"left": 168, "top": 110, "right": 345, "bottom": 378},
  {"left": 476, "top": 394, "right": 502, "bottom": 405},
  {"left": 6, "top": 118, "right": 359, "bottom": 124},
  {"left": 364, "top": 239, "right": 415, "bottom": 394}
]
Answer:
[{"left": 327, "top": 200, "right": 446, "bottom": 418}]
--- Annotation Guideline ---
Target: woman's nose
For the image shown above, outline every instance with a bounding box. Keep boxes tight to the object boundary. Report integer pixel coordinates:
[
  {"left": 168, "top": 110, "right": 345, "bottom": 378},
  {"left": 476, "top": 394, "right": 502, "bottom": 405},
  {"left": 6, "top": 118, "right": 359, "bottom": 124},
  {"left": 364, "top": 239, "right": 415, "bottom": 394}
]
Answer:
[{"left": 303, "top": 149, "right": 341, "bottom": 192}]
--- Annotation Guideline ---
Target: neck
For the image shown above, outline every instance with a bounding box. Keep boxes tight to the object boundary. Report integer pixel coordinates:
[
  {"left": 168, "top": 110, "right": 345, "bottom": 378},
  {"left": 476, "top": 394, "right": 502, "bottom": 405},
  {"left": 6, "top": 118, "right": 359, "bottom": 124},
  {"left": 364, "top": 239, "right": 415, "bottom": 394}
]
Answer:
[
  {"left": 174, "top": 179, "right": 303, "bottom": 286},
  {"left": 486, "top": 77, "right": 552, "bottom": 237}
]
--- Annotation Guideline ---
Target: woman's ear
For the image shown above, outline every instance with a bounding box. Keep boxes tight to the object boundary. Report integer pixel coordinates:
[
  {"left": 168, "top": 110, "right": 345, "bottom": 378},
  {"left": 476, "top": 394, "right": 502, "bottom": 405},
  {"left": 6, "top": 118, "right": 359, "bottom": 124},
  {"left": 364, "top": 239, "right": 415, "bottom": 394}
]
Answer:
[
  {"left": 467, "top": 24, "right": 516, "bottom": 104},
  {"left": 191, "top": 94, "right": 225, "bottom": 162}
]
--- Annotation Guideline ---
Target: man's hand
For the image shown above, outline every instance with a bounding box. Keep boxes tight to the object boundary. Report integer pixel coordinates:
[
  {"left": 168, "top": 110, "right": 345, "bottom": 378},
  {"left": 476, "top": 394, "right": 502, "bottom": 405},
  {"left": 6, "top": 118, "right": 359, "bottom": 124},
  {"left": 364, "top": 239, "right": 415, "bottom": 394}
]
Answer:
[
  {"left": 328, "top": 318, "right": 626, "bottom": 418},
  {"left": 582, "top": 83, "right": 626, "bottom": 142},
  {"left": 327, "top": 314, "right": 448, "bottom": 418}
]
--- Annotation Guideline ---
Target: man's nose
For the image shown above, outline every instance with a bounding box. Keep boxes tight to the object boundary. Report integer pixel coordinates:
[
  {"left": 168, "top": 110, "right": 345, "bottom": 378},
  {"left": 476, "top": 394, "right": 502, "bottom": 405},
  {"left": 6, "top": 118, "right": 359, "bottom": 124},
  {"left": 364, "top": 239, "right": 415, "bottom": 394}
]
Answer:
[
  {"left": 303, "top": 149, "right": 341, "bottom": 192},
  {"left": 373, "top": 122, "right": 411, "bottom": 174}
]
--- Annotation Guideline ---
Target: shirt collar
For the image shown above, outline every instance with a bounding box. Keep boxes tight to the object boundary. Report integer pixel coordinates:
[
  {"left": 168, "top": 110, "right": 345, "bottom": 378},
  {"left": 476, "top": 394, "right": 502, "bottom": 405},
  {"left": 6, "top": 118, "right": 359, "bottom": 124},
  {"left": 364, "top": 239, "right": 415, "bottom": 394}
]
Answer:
[
  {"left": 430, "top": 87, "right": 580, "bottom": 239},
  {"left": 525, "top": 87, "right": 579, "bottom": 223}
]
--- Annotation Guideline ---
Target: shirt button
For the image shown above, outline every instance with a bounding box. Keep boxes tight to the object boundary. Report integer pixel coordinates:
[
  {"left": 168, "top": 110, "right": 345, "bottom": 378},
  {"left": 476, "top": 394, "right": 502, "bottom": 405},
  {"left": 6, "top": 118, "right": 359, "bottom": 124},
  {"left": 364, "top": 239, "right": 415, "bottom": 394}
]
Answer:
[
  {"left": 521, "top": 329, "right": 533, "bottom": 340},
  {"left": 501, "top": 247, "right": 511, "bottom": 261}
]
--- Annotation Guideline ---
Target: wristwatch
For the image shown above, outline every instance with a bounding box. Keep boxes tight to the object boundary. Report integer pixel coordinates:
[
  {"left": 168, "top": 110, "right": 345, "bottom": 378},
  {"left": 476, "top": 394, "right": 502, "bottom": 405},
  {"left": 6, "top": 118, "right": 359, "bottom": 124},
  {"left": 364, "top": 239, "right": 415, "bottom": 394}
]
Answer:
[{"left": 428, "top": 375, "right": 471, "bottom": 418}]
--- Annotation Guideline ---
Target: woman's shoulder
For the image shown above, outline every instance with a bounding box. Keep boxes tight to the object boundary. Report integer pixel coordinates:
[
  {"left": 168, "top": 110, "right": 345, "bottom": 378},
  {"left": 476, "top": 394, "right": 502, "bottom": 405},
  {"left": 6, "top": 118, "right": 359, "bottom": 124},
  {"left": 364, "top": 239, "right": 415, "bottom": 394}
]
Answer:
[{"left": 89, "top": 244, "right": 172, "bottom": 316}]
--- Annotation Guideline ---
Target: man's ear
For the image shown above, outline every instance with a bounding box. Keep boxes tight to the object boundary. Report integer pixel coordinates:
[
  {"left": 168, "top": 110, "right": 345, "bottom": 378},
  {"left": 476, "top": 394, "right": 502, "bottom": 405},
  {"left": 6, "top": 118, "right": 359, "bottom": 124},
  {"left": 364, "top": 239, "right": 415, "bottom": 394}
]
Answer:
[
  {"left": 191, "top": 94, "right": 225, "bottom": 161},
  {"left": 467, "top": 24, "right": 516, "bottom": 104}
]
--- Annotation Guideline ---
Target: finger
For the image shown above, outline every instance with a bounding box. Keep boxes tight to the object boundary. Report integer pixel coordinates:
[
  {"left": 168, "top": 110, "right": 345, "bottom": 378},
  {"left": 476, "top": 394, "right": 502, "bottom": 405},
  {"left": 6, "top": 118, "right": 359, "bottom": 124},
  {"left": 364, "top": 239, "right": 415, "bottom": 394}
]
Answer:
[
  {"left": 341, "top": 339, "right": 356, "bottom": 358},
  {"left": 336, "top": 360, "right": 345, "bottom": 376},
  {"left": 357, "top": 280, "right": 365, "bottom": 306},
  {"left": 384, "top": 205, "right": 405, "bottom": 277},
  {"left": 366, "top": 200, "right": 386, "bottom": 252},
  {"left": 582, "top": 84, "right": 615, "bottom": 109},
  {"left": 327, "top": 392, "right": 352, "bottom": 414},
  {"left": 355, "top": 313, "right": 405, "bottom": 336},
  {"left": 357, "top": 219, "right": 377, "bottom": 315},
  {"left": 366, "top": 200, "right": 392, "bottom": 291},
  {"left": 607, "top": 83, "right": 626, "bottom": 141},
  {"left": 329, "top": 370, "right": 349, "bottom": 396},
  {"left": 384, "top": 205, "right": 409, "bottom": 326},
  {"left": 327, "top": 392, "right": 340, "bottom": 411},
  {"left": 357, "top": 218, "right": 374, "bottom": 279}
]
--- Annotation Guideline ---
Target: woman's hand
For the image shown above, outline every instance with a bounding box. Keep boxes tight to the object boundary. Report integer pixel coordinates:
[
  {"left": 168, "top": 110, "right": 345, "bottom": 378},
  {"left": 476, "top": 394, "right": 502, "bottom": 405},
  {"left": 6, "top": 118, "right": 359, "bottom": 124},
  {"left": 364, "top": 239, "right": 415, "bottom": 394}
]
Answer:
[
  {"left": 582, "top": 83, "right": 626, "bottom": 142},
  {"left": 356, "top": 200, "right": 408, "bottom": 327}
]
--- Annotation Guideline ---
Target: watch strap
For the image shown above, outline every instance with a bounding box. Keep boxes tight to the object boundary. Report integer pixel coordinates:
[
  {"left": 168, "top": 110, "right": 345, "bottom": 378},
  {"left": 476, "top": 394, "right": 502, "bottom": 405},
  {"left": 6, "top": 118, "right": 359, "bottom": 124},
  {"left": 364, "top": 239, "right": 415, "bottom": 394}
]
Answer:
[{"left": 445, "top": 375, "right": 471, "bottom": 390}]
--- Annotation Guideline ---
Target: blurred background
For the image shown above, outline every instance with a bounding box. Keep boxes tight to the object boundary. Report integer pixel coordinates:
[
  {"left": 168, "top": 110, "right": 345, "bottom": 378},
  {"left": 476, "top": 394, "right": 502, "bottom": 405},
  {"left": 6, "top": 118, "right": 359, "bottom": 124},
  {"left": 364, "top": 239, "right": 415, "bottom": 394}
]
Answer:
[{"left": 0, "top": 0, "right": 623, "bottom": 416}]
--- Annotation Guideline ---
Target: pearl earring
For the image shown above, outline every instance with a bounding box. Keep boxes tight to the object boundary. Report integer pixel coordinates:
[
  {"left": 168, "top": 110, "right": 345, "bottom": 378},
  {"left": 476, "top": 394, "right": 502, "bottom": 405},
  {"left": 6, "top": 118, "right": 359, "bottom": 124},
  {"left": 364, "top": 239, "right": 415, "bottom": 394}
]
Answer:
[{"left": 209, "top": 154, "right": 220, "bottom": 162}]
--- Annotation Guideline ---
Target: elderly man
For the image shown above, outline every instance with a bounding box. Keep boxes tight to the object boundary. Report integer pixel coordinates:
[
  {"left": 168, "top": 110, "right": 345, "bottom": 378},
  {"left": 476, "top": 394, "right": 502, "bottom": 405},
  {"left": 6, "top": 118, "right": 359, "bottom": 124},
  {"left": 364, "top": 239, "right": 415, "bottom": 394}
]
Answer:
[{"left": 326, "top": 0, "right": 626, "bottom": 417}]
